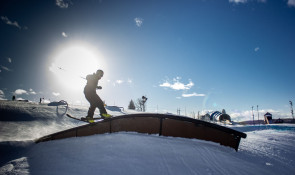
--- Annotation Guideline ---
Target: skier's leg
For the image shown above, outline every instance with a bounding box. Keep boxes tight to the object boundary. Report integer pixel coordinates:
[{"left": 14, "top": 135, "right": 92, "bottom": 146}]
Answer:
[
  {"left": 94, "top": 94, "right": 107, "bottom": 114},
  {"left": 84, "top": 89, "right": 96, "bottom": 119},
  {"left": 87, "top": 104, "right": 95, "bottom": 118}
]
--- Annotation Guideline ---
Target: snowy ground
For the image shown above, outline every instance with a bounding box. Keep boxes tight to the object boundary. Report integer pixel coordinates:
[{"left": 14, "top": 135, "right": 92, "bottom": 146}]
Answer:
[{"left": 0, "top": 101, "right": 294, "bottom": 175}]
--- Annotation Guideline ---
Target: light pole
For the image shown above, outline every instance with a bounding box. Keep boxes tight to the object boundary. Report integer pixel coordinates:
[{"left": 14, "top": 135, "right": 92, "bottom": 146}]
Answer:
[
  {"left": 290, "top": 101, "right": 294, "bottom": 122},
  {"left": 252, "top": 106, "right": 255, "bottom": 125}
]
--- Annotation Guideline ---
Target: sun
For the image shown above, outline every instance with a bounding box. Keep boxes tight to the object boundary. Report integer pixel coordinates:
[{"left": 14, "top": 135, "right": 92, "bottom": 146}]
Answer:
[{"left": 50, "top": 44, "right": 105, "bottom": 92}]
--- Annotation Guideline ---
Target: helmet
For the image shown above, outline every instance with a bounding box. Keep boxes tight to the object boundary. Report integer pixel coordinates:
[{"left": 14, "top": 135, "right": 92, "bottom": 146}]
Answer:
[{"left": 96, "top": 69, "right": 104, "bottom": 77}]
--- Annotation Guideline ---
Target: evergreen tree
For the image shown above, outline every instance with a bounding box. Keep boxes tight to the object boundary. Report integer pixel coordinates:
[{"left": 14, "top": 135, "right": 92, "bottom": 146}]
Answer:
[{"left": 128, "top": 100, "right": 135, "bottom": 110}]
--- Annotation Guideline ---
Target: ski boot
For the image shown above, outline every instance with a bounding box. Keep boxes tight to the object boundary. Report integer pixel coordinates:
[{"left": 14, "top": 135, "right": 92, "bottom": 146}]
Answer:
[
  {"left": 100, "top": 113, "right": 112, "bottom": 119},
  {"left": 81, "top": 116, "right": 95, "bottom": 123}
]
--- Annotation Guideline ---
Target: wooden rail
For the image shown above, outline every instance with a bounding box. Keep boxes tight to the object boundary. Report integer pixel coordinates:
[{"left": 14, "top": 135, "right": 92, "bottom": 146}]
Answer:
[{"left": 36, "top": 113, "right": 247, "bottom": 151}]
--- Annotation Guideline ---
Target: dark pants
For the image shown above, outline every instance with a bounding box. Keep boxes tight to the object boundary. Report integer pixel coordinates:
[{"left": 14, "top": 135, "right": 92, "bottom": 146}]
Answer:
[{"left": 84, "top": 86, "right": 107, "bottom": 118}]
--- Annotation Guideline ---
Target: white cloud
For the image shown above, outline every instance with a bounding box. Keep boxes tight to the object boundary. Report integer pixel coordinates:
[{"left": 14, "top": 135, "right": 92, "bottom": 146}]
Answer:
[
  {"left": 229, "top": 109, "right": 290, "bottom": 122},
  {"left": 29, "top": 89, "right": 37, "bottom": 95},
  {"left": 43, "top": 99, "right": 51, "bottom": 103},
  {"left": 0, "top": 65, "right": 12, "bottom": 72},
  {"left": 14, "top": 89, "right": 28, "bottom": 95},
  {"left": 111, "top": 78, "right": 133, "bottom": 86},
  {"left": 254, "top": 47, "right": 260, "bottom": 52},
  {"left": 0, "top": 90, "right": 6, "bottom": 100},
  {"left": 116, "top": 80, "right": 124, "bottom": 84},
  {"left": 229, "top": 0, "right": 247, "bottom": 3},
  {"left": 62, "top": 32, "right": 68, "bottom": 37},
  {"left": 52, "top": 92, "right": 61, "bottom": 96},
  {"left": 56, "top": 0, "right": 71, "bottom": 8},
  {"left": 7, "top": 57, "right": 12, "bottom": 63},
  {"left": 288, "top": 0, "right": 295, "bottom": 7},
  {"left": 1, "top": 16, "right": 21, "bottom": 29},
  {"left": 134, "top": 17, "right": 144, "bottom": 27},
  {"left": 182, "top": 92, "right": 206, "bottom": 97},
  {"left": 159, "top": 77, "right": 194, "bottom": 90}
]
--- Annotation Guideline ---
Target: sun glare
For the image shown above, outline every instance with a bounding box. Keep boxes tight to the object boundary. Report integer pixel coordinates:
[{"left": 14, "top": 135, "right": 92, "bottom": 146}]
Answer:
[{"left": 50, "top": 44, "right": 104, "bottom": 92}]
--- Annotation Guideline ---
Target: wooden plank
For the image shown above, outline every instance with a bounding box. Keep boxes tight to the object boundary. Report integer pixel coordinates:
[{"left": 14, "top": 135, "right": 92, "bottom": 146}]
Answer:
[
  {"left": 77, "top": 122, "right": 111, "bottom": 136},
  {"left": 111, "top": 117, "right": 160, "bottom": 134},
  {"left": 162, "top": 118, "right": 241, "bottom": 150},
  {"left": 52, "top": 129, "right": 77, "bottom": 140}
]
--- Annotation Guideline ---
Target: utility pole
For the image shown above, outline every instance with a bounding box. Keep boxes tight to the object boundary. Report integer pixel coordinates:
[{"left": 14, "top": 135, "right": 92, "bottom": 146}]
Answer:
[
  {"left": 252, "top": 106, "right": 255, "bottom": 125},
  {"left": 177, "top": 108, "right": 181, "bottom": 115},
  {"left": 257, "top": 105, "right": 259, "bottom": 125},
  {"left": 290, "top": 101, "right": 294, "bottom": 122}
]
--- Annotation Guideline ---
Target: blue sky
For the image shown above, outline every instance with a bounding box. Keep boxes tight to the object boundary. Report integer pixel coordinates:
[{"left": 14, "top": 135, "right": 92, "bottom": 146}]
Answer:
[{"left": 0, "top": 0, "right": 295, "bottom": 121}]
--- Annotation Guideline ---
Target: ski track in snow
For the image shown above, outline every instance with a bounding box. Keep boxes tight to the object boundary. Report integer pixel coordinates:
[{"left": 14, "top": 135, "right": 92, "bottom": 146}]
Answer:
[{"left": 0, "top": 101, "right": 295, "bottom": 174}]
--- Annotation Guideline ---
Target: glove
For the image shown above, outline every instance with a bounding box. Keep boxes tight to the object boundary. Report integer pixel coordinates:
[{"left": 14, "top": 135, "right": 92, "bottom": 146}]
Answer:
[{"left": 97, "top": 86, "right": 102, "bottom": 90}]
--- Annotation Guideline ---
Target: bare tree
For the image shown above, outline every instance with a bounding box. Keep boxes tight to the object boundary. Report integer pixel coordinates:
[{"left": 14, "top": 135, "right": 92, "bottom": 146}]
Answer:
[{"left": 135, "top": 96, "right": 148, "bottom": 112}]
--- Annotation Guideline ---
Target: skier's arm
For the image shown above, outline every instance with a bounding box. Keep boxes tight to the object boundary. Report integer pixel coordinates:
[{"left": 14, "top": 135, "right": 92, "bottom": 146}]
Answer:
[{"left": 97, "top": 86, "right": 102, "bottom": 90}]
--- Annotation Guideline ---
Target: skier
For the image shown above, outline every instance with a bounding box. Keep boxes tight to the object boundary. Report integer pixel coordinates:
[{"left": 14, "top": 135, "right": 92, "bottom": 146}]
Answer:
[{"left": 82, "top": 69, "right": 111, "bottom": 121}]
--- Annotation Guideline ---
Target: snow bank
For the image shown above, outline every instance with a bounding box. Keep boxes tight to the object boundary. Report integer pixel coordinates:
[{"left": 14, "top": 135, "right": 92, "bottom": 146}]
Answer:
[{"left": 0, "top": 101, "right": 295, "bottom": 174}]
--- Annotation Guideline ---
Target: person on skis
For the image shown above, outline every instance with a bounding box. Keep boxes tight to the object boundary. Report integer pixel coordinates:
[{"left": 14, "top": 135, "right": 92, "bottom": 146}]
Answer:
[{"left": 82, "top": 69, "right": 111, "bottom": 121}]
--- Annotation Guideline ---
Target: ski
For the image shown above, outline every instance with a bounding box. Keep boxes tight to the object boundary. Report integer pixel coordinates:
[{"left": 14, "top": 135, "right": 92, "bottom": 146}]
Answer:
[{"left": 66, "top": 113, "right": 104, "bottom": 123}]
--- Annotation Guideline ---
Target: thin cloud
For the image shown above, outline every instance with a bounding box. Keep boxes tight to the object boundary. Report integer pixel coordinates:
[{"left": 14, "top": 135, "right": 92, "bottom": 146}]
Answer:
[
  {"left": 229, "top": 0, "right": 247, "bottom": 3},
  {"left": 116, "top": 80, "right": 124, "bottom": 84},
  {"left": 1, "top": 16, "right": 21, "bottom": 29},
  {"left": 159, "top": 77, "right": 194, "bottom": 90},
  {"left": 56, "top": 0, "right": 72, "bottom": 8},
  {"left": 134, "top": 17, "right": 144, "bottom": 27},
  {"left": 229, "top": 0, "right": 267, "bottom": 4},
  {"left": 7, "top": 57, "right": 12, "bottom": 63},
  {"left": 0, "top": 65, "right": 12, "bottom": 72},
  {"left": 52, "top": 92, "right": 60, "bottom": 96},
  {"left": 182, "top": 92, "right": 205, "bottom": 97},
  {"left": 14, "top": 89, "right": 28, "bottom": 95},
  {"left": 288, "top": 0, "right": 295, "bottom": 7},
  {"left": 62, "top": 32, "right": 68, "bottom": 37},
  {"left": 254, "top": 47, "right": 260, "bottom": 52},
  {"left": 127, "top": 78, "right": 133, "bottom": 84}
]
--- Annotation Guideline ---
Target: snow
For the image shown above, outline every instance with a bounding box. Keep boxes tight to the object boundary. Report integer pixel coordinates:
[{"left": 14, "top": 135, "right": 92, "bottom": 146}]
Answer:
[{"left": 0, "top": 101, "right": 295, "bottom": 174}]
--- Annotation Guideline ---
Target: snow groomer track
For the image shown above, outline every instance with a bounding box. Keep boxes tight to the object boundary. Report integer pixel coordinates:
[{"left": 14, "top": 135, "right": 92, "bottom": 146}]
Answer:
[{"left": 36, "top": 113, "right": 247, "bottom": 151}]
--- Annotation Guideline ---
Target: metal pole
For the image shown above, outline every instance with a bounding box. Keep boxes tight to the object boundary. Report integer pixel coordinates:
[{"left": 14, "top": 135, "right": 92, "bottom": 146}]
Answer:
[
  {"left": 257, "top": 105, "right": 259, "bottom": 125},
  {"left": 252, "top": 106, "right": 255, "bottom": 125}
]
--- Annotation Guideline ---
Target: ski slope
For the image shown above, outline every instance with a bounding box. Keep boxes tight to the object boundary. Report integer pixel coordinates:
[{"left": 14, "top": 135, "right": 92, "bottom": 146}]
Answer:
[{"left": 0, "top": 101, "right": 295, "bottom": 174}]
